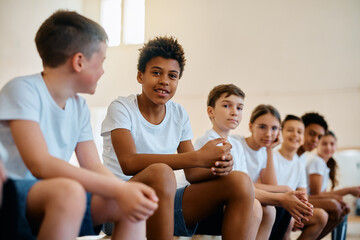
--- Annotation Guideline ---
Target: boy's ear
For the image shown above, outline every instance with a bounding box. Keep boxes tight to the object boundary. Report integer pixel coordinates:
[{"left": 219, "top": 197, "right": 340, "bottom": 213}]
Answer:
[
  {"left": 137, "top": 71, "right": 143, "bottom": 84},
  {"left": 71, "top": 53, "right": 84, "bottom": 73},
  {"left": 207, "top": 106, "right": 214, "bottom": 119}
]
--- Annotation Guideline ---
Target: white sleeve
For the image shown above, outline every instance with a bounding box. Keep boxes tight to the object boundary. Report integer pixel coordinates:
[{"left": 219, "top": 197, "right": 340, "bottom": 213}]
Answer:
[
  {"left": 298, "top": 161, "right": 308, "bottom": 189},
  {"left": 307, "top": 157, "right": 324, "bottom": 175},
  {"left": 77, "top": 98, "right": 93, "bottom": 142},
  {"left": 179, "top": 106, "right": 193, "bottom": 142},
  {"left": 101, "top": 99, "right": 132, "bottom": 137},
  {"left": 0, "top": 78, "right": 40, "bottom": 122}
]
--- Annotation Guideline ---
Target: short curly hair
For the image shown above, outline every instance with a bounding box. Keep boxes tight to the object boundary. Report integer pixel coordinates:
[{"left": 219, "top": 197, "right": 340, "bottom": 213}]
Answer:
[
  {"left": 207, "top": 84, "right": 245, "bottom": 107},
  {"left": 301, "top": 112, "right": 328, "bottom": 131},
  {"left": 137, "top": 36, "right": 186, "bottom": 78}
]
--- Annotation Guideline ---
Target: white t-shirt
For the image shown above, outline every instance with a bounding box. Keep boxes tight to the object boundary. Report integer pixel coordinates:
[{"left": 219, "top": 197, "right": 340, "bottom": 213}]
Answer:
[
  {"left": 233, "top": 135, "right": 267, "bottom": 182},
  {"left": 101, "top": 94, "right": 193, "bottom": 181},
  {"left": 273, "top": 149, "right": 307, "bottom": 190},
  {"left": 306, "top": 153, "right": 330, "bottom": 193},
  {"left": 194, "top": 129, "right": 248, "bottom": 173},
  {"left": 0, "top": 73, "right": 93, "bottom": 179}
]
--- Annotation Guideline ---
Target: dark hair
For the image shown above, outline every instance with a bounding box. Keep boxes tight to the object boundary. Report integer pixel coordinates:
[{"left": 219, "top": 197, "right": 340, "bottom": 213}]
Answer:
[
  {"left": 35, "top": 10, "right": 108, "bottom": 68},
  {"left": 250, "top": 104, "right": 281, "bottom": 124},
  {"left": 301, "top": 112, "right": 328, "bottom": 132},
  {"left": 281, "top": 114, "right": 302, "bottom": 128},
  {"left": 137, "top": 36, "right": 186, "bottom": 78},
  {"left": 324, "top": 130, "right": 338, "bottom": 190},
  {"left": 207, "top": 84, "right": 245, "bottom": 107}
]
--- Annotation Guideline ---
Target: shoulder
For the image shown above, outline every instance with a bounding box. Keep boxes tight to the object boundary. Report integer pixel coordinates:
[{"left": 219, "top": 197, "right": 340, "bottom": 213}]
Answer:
[
  {"left": 194, "top": 129, "right": 216, "bottom": 150},
  {"left": 307, "top": 153, "right": 325, "bottom": 165},
  {"left": 107, "top": 95, "right": 137, "bottom": 113},
  {"left": 228, "top": 135, "right": 245, "bottom": 154},
  {"left": 1, "top": 74, "right": 41, "bottom": 95},
  {"left": 167, "top": 100, "right": 189, "bottom": 118},
  {"left": 231, "top": 134, "right": 245, "bottom": 145}
]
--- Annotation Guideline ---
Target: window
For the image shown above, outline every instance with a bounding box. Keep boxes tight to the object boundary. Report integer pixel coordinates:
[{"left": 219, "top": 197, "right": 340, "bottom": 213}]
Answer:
[{"left": 100, "top": 0, "right": 145, "bottom": 47}]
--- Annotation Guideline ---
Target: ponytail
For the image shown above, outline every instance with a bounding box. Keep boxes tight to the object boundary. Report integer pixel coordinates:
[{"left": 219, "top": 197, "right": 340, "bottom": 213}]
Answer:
[{"left": 327, "top": 157, "right": 338, "bottom": 190}]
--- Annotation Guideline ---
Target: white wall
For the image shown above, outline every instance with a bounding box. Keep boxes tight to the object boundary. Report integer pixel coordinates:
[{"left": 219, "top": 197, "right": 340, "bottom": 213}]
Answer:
[{"left": 0, "top": 0, "right": 359, "bottom": 148}]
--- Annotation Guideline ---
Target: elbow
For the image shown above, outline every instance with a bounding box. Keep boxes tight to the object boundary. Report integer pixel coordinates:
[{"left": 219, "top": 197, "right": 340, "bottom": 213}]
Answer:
[
  {"left": 27, "top": 161, "right": 48, "bottom": 179},
  {"left": 184, "top": 170, "right": 196, "bottom": 184},
  {"left": 118, "top": 158, "right": 138, "bottom": 176}
]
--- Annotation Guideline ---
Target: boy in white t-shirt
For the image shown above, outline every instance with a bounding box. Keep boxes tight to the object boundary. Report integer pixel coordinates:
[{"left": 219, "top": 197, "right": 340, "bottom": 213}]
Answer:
[
  {"left": 101, "top": 37, "right": 255, "bottom": 239},
  {"left": 298, "top": 112, "right": 346, "bottom": 239},
  {"left": 193, "top": 84, "right": 314, "bottom": 239},
  {"left": 0, "top": 10, "right": 158, "bottom": 240},
  {"left": 275, "top": 114, "right": 328, "bottom": 239}
]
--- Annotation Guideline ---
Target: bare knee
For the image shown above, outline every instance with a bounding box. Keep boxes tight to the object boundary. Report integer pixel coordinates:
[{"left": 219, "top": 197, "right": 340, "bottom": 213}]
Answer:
[
  {"left": 223, "top": 171, "right": 254, "bottom": 200},
  {"left": 46, "top": 178, "right": 86, "bottom": 214},
  {"left": 253, "top": 199, "right": 262, "bottom": 223},
  {"left": 262, "top": 205, "right": 276, "bottom": 224},
  {"left": 327, "top": 199, "right": 342, "bottom": 221},
  {"left": 143, "top": 163, "right": 176, "bottom": 196},
  {"left": 313, "top": 208, "right": 328, "bottom": 228}
]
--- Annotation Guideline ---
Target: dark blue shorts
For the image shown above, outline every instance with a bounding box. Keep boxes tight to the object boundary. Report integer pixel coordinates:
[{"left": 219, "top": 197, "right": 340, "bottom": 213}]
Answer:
[
  {"left": 0, "top": 179, "right": 101, "bottom": 239},
  {"left": 174, "top": 186, "right": 198, "bottom": 236}
]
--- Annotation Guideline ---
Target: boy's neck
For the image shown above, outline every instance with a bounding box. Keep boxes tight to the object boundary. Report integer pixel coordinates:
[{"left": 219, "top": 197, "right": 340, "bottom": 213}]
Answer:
[
  {"left": 297, "top": 145, "right": 306, "bottom": 156},
  {"left": 137, "top": 94, "right": 166, "bottom": 125},
  {"left": 279, "top": 145, "right": 297, "bottom": 161},
  {"left": 42, "top": 68, "right": 75, "bottom": 109},
  {"left": 211, "top": 125, "right": 230, "bottom": 139}
]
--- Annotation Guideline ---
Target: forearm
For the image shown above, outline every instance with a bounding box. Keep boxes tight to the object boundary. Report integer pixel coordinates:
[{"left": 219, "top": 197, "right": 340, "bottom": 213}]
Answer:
[
  {"left": 255, "top": 188, "right": 282, "bottom": 206},
  {"left": 31, "top": 155, "right": 124, "bottom": 198},
  {"left": 330, "top": 188, "right": 353, "bottom": 196},
  {"left": 119, "top": 151, "right": 202, "bottom": 175},
  {"left": 254, "top": 183, "right": 291, "bottom": 193},
  {"left": 184, "top": 167, "right": 217, "bottom": 183},
  {"left": 259, "top": 148, "right": 277, "bottom": 185}
]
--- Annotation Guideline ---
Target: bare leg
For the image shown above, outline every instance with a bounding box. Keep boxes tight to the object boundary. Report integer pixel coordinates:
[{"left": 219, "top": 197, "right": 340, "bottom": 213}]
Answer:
[
  {"left": 91, "top": 163, "right": 176, "bottom": 240},
  {"left": 282, "top": 218, "right": 294, "bottom": 240},
  {"left": 182, "top": 171, "right": 254, "bottom": 240},
  {"left": 309, "top": 197, "right": 343, "bottom": 239},
  {"left": 27, "top": 178, "right": 86, "bottom": 240},
  {"left": 130, "top": 163, "right": 176, "bottom": 240},
  {"left": 256, "top": 205, "right": 276, "bottom": 240},
  {"left": 248, "top": 199, "right": 262, "bottom": 239},
  {"left": 298, "top": 208, "right": 328, "bottom": 240},
  {"left": 112, "top": 220, "right": 145, "bottom": 240}
]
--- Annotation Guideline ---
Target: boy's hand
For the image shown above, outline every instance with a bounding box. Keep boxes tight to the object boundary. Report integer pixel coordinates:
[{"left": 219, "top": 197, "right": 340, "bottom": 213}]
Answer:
[
  {"left": 211, "top": 152, "right": 234, "bottom": 176},
  {"left": 280, "top": 191, "right": 313, "bottom": 223},
  {"left": 197, "top": 138, "right": 232, "bottom": 168},
  {"left": 293, "top": 218, "right": 304, "bottom": 230},
  {"left": 115, "top": 181, "right": 158, "bottom": 222}
]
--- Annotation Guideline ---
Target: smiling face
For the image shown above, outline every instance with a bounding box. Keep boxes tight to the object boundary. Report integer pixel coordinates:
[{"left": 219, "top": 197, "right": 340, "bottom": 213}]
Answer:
[
  {"left": 318, "top": 134, "right": 336, "bottom": 160},
  {"left": 137, "top": 56, "right": 180, "bottom": 106},
  {"left": 281, "top": 120, "right": 305, "bottom": 152},
  {"left": 208, "top": 93, "right": 244, "bottom": 136},
  {"left": 303, "top": 123, "right": 325, "bottom": 151},
  {"left": 249, "top": 113, "right": 281, "bottom": 148}
]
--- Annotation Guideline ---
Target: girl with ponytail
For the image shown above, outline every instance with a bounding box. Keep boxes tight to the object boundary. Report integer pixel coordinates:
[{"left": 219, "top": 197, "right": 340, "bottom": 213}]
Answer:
[{"left": 307, "top": 130, "right": 360, "bottom": 240}]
